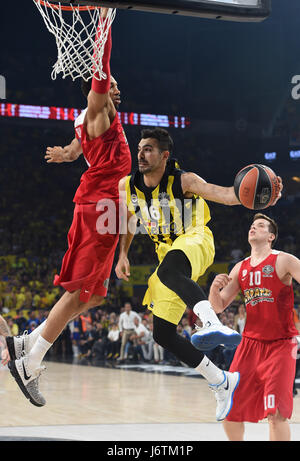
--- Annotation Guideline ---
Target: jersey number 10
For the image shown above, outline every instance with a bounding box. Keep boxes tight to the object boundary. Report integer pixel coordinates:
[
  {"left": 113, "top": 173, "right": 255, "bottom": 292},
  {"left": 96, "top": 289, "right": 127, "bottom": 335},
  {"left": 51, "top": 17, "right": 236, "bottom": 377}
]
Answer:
[
  {"left": 264, "top": 394, "right": 275, "bottom": 411},
  {"left": 249, "top": 271, "right": 261, "bottom": 286}
]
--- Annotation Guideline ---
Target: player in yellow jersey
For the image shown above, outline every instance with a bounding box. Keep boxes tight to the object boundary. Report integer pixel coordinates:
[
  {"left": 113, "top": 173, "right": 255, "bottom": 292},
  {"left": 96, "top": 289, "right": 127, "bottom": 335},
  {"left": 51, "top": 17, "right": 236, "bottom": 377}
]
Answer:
[
  {"left": 116, "top": 128, "right": 247, "bottom": 421},
  {"left": 116, "top": 128, "right": 282, "bottom": 420}
]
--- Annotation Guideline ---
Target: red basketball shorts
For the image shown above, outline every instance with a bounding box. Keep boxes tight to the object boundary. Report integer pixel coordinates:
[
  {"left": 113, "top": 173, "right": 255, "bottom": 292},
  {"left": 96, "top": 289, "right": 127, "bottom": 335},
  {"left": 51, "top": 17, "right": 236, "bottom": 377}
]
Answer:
[
  {"left": 226, "top": 336, "right": 297, "bottom": 422},
  {"left": 54, "top": 202, "right": 119, "bottom": 303}
]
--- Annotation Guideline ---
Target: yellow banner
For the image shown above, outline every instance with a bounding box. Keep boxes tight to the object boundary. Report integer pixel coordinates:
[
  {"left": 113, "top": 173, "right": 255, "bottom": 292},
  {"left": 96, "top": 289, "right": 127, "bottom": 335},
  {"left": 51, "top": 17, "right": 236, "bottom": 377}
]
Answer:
[{"left": 198, "top": 262, "right": 229, "bottom": 286}]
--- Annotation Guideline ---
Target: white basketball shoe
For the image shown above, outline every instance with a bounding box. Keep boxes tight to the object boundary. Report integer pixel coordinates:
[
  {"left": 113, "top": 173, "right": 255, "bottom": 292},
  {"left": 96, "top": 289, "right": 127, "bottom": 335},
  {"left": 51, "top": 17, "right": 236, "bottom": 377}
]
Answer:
[
  {"left": 8, "top": 354, "right": 46, "bottom": 407},
  {"left": 209, "top": 371, "right": 240, "bottom": 421},
  {"left": 192, "top": 305, "right": 242, "bottom": 351},
  {"left": 6, "top": 331, "right": 30, "bottom": 361}
]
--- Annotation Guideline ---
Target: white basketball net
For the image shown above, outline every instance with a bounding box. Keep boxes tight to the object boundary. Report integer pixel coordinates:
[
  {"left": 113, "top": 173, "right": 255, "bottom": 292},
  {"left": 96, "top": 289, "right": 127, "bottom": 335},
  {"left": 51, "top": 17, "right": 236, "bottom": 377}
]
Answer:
[{"left": 33, "top": 1, "right": 116, "bottom": 81}]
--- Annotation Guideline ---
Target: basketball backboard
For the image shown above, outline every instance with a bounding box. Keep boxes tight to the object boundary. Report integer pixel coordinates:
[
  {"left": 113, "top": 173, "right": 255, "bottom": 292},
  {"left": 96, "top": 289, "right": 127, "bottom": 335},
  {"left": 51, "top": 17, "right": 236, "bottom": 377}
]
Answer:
[{"left": 57, "top": 0, "right": 272, "bottom": 22}]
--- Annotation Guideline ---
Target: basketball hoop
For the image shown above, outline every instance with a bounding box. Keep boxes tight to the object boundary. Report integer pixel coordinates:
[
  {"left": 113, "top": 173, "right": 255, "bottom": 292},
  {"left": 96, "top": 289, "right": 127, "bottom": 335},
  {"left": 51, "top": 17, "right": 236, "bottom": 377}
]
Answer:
[{"left": 33, "top": 0, "right": 116, "bottom": 81}]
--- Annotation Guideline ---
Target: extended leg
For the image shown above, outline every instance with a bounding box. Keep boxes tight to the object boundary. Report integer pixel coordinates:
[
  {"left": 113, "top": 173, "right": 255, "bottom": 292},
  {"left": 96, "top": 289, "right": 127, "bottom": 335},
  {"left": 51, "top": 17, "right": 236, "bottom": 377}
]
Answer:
[
  {"left": 153, "top": 315, "right": 240, "bottom": 422},
  {"left": 8, "top": 289, "right": 103, "bottom": 407}
]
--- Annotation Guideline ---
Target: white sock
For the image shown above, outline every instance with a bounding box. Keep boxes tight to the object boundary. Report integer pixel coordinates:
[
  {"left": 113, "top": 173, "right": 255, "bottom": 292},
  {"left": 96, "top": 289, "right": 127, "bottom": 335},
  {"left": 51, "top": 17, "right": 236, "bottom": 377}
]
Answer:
[
  {"left": 27, "top": 335, "right": 52, "bottom": 372},
  {"left": 28, "top": 320, "right": 47, "bottom": 349},
  {"left": 195, "top": 356, "right": 225, "bottom": 386},
  {"left": 193, "top": 300, "right": 221, "bottom": 326}
]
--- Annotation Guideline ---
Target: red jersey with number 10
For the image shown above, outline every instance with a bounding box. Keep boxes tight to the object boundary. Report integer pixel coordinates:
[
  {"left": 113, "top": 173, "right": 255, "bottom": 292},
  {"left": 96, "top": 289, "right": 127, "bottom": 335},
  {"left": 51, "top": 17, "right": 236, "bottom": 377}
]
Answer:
[
  {"left": 238, "top": 250, "right": 298, "bottom": 341},
  {"left": 73, "top": 109, "right": 131, "bottom": 204}
]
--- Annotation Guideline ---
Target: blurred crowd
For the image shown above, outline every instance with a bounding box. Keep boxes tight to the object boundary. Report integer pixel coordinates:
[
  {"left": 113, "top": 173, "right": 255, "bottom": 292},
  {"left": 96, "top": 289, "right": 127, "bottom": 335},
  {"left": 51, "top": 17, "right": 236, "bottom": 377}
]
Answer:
[{"left": 1, "top": 250, "right": 299, "bottom": 378}]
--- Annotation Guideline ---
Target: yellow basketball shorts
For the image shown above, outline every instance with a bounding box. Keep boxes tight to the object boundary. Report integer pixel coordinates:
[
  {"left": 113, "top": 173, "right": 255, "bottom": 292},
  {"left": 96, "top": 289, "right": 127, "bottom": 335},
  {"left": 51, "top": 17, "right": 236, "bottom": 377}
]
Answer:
[{"left": 143, "top": 227, "right": 215, "bottom": 325}]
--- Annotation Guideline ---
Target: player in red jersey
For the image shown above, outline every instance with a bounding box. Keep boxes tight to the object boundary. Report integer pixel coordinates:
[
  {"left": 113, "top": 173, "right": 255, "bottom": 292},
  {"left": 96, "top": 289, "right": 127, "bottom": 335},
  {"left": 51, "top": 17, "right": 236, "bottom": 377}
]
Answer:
[
  {"left": 7, "top": 9, "right": 132, "bottom": 407},
  {"left": 206, "top": 213, "right": 300, "bottom": 441}
]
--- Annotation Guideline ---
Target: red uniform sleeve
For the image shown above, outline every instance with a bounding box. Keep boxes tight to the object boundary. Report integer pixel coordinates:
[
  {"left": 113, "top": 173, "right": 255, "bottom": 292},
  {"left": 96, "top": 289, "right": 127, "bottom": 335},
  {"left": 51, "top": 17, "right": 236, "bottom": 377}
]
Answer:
[{"left": 91, "top": 23, "right": 112, "bottom": 94}]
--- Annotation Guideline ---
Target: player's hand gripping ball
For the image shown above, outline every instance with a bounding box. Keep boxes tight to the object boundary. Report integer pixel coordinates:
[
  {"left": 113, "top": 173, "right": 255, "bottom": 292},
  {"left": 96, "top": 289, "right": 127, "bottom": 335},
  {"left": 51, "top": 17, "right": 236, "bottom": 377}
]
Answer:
[{"left": 234, "top": 164, "right": 281, "bottom": 210}]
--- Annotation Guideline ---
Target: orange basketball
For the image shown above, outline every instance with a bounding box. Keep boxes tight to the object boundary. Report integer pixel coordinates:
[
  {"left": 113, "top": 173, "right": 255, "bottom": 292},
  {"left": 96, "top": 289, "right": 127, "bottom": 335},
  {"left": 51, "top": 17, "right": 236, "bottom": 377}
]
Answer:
[{"left": 234, "top": 164, "right": 279, "bottom": 210}]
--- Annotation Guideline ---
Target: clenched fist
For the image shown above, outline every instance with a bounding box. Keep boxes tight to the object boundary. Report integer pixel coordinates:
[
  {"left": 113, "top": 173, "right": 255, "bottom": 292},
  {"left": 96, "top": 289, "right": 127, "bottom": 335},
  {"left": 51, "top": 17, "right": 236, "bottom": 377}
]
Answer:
[{"left": 210, "top": 274, "right": 232, "bottom": 292}]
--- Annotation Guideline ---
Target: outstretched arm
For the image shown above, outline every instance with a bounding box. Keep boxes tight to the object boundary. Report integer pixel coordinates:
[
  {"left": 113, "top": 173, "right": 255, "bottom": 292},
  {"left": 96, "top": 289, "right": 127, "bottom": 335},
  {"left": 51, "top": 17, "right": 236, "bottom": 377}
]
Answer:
[
  {"left": 45, "top": 137, "right": 82, "bottom": 163},
  {"left": 181, "top": 172, "right": 240, "bottom": 206},
  {"left": 181, "top": 172, "right": 282, "bottom": 207},
  {"left": 85, "top": 8, "right": 115, "bottom": 139}
]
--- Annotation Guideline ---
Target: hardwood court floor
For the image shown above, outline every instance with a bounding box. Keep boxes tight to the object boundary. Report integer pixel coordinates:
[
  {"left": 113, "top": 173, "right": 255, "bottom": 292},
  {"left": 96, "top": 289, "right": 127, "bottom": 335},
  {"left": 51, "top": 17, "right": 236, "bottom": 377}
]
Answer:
[{"left": 0, "top": 361, "right": 299, "bottom": 441}]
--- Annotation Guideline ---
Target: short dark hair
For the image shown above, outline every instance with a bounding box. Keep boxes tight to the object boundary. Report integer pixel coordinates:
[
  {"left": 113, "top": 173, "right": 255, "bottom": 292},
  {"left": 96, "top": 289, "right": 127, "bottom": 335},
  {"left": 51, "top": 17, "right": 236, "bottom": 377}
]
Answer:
[
  {"left": 141, "top": 128, "right": 174, "bottom": 154},
  {"left": 253, "top": 213, "right": 278, "bottom": 247},
  {"left": 81, "top": 77, "right": 92, "bottom": 98}
]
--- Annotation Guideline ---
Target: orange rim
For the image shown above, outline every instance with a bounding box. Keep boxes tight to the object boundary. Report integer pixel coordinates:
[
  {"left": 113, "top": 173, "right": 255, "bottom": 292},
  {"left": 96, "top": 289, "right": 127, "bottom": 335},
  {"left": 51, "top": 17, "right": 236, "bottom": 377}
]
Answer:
[{"left": 34, "top": 0, "right": 101, "bottom": 11}]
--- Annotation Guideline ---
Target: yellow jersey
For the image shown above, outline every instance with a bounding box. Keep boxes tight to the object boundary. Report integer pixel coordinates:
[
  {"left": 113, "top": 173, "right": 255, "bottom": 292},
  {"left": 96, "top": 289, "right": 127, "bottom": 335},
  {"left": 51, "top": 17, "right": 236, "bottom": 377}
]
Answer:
[{"left": 125, "top": 160, "right": 211, "bottom": 251}]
